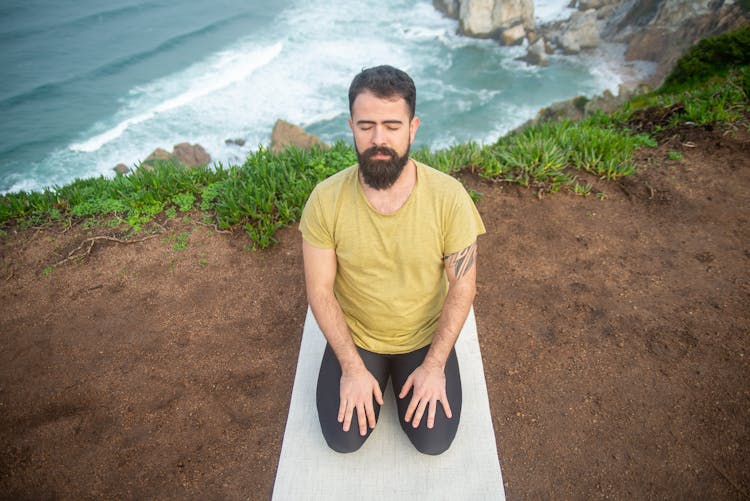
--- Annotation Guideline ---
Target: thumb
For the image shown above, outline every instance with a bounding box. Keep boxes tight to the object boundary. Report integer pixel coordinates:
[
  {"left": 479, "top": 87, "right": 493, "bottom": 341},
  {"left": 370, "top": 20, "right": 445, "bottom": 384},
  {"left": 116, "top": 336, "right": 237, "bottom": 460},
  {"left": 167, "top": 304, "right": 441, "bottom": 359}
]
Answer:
[{"left": 373, "top": 380, "right": 384, "bottom": 405}]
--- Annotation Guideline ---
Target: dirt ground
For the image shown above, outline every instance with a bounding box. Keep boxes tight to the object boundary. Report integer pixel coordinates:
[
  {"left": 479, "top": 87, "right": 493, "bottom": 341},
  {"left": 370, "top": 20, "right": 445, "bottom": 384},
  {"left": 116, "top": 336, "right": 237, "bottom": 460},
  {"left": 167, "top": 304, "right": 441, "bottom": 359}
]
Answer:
[{"left": 1, "top": 125, "right": 749, "bottom": 500}]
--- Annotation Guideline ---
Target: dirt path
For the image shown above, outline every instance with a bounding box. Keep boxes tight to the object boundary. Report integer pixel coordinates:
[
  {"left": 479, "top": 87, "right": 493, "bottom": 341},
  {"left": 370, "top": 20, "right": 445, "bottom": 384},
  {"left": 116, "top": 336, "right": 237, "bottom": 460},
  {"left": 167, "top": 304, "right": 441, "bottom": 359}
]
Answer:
[{"left": 1, "top": 126, "right": 749, "bottom": 500}]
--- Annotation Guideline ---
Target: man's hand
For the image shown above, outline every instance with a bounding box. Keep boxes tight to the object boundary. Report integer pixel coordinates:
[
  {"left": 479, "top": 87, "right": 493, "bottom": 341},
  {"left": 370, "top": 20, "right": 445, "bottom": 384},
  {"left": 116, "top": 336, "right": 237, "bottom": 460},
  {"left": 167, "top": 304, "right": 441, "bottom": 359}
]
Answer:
[
  {"left": 399, "top": 360, "right": 452, "bottom": 429},
  {"left": 339, "top": 366, "right": 384, "bottom": 436}
]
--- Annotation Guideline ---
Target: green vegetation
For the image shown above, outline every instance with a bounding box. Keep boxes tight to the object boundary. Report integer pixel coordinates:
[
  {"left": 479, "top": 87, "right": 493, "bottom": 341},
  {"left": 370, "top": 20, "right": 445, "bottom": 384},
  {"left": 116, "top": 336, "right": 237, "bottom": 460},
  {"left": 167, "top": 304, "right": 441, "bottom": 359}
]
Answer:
[
  {"left": 660, "top": 24, "right": 750, "bottom": 94},
  {"left": 172, "top": 231, "right": 190, "bottom": 251},
  {"left": 622, "top": 65, "right": 749, "bottom": 128},
  {"left": 1, "top": 27, "right": 748, "bottom": 250},
  {"left": 573, "top": 182, "right": 593, "bottom": 197},
  {"left": 668, "top": 151, "right": 683, "bottom": 161}
]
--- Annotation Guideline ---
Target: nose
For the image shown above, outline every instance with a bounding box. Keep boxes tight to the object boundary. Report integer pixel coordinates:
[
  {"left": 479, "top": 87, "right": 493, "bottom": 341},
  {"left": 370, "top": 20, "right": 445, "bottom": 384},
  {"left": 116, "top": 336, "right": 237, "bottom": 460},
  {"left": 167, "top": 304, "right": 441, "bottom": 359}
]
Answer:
[{"left": 371, "top": 125, "right": 387, "bottom": 147}]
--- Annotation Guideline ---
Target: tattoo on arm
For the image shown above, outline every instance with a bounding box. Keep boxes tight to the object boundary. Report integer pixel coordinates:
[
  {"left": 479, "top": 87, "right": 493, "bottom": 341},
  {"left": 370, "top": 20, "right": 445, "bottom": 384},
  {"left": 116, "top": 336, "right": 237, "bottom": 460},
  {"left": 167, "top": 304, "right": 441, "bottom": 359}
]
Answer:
[{"left": 444, "top": 242, "right": 476, "bottom": 280}]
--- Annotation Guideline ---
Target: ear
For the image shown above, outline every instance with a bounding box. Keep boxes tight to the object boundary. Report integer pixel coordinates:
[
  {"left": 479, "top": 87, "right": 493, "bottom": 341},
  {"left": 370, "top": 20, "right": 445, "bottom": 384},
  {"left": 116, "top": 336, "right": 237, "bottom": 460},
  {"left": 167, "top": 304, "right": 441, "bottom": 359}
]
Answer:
[
  {"left": 348, "top": 117, "right": 354, "bottom": 133},
  {"left": 409, "top": 116, "right": 420, "bottom": 144}
]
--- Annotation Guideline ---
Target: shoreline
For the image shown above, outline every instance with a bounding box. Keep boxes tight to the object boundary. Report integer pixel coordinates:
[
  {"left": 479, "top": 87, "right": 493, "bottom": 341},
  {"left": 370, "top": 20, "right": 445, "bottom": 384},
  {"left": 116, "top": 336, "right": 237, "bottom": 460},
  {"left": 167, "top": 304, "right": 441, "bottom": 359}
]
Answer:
[{"left": 1, "top": 0, "right": 745, "bottom": 196}]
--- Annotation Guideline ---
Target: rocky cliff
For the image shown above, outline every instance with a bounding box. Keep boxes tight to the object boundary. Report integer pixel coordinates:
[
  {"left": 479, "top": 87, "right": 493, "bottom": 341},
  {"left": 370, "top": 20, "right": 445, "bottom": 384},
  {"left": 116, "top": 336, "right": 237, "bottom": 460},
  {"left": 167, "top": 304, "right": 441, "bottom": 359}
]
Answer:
[
  {"left": 434, "top": 0, "right": 534, "bottom": 43},
  {"left": 435, "top": 0, "right": 749, "bottom": 86},
  {"left": 602, "top": 0, "right": 749, "bottom": 85}
]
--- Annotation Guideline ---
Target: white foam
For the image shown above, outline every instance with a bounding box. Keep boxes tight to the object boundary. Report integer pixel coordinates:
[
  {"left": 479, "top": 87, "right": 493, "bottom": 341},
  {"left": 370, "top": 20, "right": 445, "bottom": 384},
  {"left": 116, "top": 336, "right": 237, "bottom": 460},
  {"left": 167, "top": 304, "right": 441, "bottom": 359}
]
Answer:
[
  {"left": 4, "top": 0, "right": 646, "bottom": 194},
  {"left": 69, "top": 41, "right": 284, "bottom": 153},
  {"left": 535, "top": 0, "right": 576, "bottom": 24}
]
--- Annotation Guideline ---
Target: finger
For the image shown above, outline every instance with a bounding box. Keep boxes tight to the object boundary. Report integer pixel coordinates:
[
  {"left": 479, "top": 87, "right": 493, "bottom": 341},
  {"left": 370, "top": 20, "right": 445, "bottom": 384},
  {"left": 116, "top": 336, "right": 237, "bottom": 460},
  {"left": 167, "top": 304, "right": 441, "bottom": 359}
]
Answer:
[
  {"left": 342, "top": 400, "right": 354, "bottom": 432},
  {"left": 365, "top": 399, "right": 377, "bottom": 430},
  {"left": 441, "top": 393, "right": 453, "bottom": 419},
  {"left": 427, "top": 398, "right": 437, "bottom": 429},
  {"left": 337, "top": 398, "right": 346, "bottom": 423},
  {"left": 356, "top": 403, "right": 367, "bottom": 436},
  {"left": 412, "top": 397, "right": 428, "bottom": 428},
  {"left": 404, "top": 394, "right": 418, "bottom": 422},
  {"left": 399, "top": 375, "right": 414, "bottom": 399}
]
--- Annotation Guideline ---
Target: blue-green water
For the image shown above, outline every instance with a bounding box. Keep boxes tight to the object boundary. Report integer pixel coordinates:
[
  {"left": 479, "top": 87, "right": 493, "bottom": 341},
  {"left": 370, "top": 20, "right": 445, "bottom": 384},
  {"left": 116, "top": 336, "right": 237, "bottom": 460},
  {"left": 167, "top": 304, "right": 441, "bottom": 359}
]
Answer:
[{"left": 0, "top": 0, "right": 648, "bottom": 193}]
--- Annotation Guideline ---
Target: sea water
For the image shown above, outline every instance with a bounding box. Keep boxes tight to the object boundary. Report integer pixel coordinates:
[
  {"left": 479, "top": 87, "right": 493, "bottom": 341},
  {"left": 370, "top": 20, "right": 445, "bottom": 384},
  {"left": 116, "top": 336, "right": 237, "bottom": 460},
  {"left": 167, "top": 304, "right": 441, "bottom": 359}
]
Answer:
[{"left": 0, "top": 0, "right": 649, "bottom": 194}]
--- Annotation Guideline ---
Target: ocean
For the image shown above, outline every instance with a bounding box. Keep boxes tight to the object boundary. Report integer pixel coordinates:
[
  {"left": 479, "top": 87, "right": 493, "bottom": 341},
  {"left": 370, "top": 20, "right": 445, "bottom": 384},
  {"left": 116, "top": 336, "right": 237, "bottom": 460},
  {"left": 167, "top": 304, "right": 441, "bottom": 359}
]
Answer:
[{"left": 0, "top": 0, "right": 650, "bottom": 194}]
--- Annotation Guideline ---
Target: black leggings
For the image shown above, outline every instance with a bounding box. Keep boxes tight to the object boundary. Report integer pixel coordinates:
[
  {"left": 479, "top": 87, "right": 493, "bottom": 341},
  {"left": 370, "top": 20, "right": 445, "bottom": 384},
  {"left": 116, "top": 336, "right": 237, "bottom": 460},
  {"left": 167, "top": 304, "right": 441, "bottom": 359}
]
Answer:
[{"left": 316, "top": 343, "right": 462, "bottom": 455}]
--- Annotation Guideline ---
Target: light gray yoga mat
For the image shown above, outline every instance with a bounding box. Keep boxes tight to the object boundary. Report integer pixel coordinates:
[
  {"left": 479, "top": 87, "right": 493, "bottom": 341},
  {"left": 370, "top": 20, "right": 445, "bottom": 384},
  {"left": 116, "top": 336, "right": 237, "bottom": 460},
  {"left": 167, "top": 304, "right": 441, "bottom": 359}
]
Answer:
[{"left": 272, "top": 307, "right": 505, "bottom": 501}]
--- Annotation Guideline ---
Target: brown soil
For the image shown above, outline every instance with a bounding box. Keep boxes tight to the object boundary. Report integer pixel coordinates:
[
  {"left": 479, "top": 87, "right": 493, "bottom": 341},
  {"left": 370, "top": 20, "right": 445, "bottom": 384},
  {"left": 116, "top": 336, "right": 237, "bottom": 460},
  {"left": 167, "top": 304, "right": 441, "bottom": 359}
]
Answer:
[{"left": 1, "top": 125, "right": 749, "bottom": 500}]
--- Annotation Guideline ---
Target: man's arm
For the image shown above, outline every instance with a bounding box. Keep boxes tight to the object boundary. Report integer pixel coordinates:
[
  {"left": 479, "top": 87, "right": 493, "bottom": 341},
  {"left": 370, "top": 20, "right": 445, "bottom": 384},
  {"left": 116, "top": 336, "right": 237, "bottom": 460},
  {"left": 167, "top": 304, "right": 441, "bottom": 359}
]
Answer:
[
  {"left": 399, "top": 241, "right": 477, "bottom": 429},
  {"left": 302, "top": 239, "right": 384, "bottom": 436}
]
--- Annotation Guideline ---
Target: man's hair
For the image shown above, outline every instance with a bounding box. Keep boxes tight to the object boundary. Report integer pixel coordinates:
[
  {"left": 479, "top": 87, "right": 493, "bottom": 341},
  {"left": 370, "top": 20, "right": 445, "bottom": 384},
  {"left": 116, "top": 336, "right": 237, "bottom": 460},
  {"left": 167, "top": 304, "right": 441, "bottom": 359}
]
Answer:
[{"left": 348, "top": 65, "right": 416, "bottom": 119}]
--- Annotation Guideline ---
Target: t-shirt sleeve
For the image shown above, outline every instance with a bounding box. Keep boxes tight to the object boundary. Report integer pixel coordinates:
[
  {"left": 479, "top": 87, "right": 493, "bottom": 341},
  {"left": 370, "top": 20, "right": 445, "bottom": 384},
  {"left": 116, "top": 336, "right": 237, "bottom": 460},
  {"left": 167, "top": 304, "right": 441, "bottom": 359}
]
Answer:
[
  {"left": 443, "top": 184, "right": 486, "bottom": 255},
  {"left": 299, "top": 186, "right": 335, "bottom": 249}
]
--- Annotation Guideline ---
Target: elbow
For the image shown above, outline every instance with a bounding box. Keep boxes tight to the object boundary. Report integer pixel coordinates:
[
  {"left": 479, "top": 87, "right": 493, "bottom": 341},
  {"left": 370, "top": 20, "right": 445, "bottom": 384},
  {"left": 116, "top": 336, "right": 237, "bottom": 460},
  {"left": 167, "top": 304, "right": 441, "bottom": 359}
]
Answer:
[{"left": 450, "top": 279, "right": 477, "bottom": 304}]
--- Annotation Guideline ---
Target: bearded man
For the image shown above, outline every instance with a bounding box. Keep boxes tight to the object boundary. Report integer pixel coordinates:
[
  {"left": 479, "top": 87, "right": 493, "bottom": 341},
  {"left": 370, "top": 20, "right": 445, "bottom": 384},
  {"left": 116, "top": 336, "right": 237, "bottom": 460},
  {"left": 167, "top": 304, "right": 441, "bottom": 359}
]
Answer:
[{"left": 299, "top": 65, "right": 485, "bottom": 455}]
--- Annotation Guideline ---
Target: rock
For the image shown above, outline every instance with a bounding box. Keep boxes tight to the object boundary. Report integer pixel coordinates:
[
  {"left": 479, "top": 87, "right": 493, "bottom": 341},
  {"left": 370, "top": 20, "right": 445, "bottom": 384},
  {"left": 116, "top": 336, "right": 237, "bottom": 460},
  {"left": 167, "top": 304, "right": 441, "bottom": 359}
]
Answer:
[
  {"left": 113, "top": 163, "right": 130, "bottom": 175},
  {"left": 143, "top": 147, "right": 174, "bottom": 166},
  {"left": 501, "top": 23, "right": 526, "bottom": 45},
  {"left": 225, "top": 138, "right": 246, "bottom": 147},
  {"left": 270, "top": 119, "right": 327, "bottom": 153},
  {"left": 459, "top": 0, "right": 500, "bottom": 36},
  {"left": 586, "top": 83, "right": 650, "bottom": 114},
  {"left": 578, "top": 0, "right": 609, "bottom": 9},
  {"left": 596, "top": 4, "right": 617, "bottom": 19},
  {"left": 456, "top": 0, "right": 535, "bottom": 38},
  {"left": 433, "top": 0, "right": 460, "bottom": 17},
  {"left": 524, "top": 37, "right": 549, "bottom": 66},
  {"left": 536, "top": 96, "right": 588, "bottom": 122},
  {"left": 558, "top": 9, "right": 600, "bottom": 53},
  {"left": 140, "top": 143, "right": 211, "bottom": 170},
  {"left": 612, "top": 1, "right": 749, "bottom": 86},
  {"left": 584, "top": 89, "right": 622, "bottom": 115},
  {"left": 172, "top": 142, "right": 211, "bottom": 167},
  {"left": 625, "top": 27, "right": 669, "bottom": 62},
  {"left": 493, "top": 0, "right": 535, "bottom": 30},
  {"left": 516, "top": 84, "right": 647, "bottom": 130}
]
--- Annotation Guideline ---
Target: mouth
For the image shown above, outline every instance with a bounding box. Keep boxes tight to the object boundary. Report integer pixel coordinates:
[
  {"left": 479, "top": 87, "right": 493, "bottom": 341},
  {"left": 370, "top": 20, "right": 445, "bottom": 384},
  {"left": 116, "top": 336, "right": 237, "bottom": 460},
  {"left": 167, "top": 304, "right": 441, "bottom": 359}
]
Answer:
[{"left": 365, "top": 147, "right": 395, "bottom": 161}]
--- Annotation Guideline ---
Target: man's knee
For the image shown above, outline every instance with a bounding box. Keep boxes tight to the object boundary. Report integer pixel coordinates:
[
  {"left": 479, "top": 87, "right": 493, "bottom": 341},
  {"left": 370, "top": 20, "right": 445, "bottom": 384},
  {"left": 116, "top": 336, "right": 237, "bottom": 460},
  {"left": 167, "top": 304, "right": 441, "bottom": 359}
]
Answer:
[
  {"left": 409, "top": 434, "right": 455, "bottom": 456},
  {"left": 320, "top": 413, "right": 373, "bottom": 454},
  {"left": 323, "top": 432, "right": 367, "bottom": 454},
  {"left": 400, "top": 410, "right": 460, "bottom": 456}
]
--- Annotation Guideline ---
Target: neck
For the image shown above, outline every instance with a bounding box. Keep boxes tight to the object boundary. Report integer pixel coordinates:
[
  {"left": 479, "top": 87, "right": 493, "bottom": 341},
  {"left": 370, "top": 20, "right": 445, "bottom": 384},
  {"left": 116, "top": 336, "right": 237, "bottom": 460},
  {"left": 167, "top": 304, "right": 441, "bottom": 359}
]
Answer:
[{"left": 359, "top": 159, "right": 417, "bottom": 215}]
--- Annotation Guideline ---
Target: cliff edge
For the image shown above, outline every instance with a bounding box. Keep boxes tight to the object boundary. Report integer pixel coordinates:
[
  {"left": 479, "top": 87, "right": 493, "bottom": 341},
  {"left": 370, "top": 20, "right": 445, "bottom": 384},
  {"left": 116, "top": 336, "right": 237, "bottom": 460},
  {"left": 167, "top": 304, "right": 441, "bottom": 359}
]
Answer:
[{"left": 434, "top": 0, "right": 749, "bottom": 87}]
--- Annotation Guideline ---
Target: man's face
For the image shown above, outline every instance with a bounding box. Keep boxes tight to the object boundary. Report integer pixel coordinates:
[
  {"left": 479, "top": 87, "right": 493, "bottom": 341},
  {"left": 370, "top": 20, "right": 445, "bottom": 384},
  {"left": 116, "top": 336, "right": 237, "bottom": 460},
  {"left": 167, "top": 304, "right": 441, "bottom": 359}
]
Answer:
[{"left": 349, "top": 90, "right": 420, "bottom": 190}]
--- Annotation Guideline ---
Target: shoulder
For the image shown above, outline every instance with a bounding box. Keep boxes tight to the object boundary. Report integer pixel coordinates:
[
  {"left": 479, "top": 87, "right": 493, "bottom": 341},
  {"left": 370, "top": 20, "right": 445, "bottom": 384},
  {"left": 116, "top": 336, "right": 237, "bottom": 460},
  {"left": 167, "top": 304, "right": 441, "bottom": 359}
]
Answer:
[
  {"left": 303, "top": 164, "right": 357, "bottom": 221},
  {"left": 414, "top": 160, "right": 469, "bottom": 199},
  {"left": 313, "top": 164, "right": 358, "bottom": 194}
]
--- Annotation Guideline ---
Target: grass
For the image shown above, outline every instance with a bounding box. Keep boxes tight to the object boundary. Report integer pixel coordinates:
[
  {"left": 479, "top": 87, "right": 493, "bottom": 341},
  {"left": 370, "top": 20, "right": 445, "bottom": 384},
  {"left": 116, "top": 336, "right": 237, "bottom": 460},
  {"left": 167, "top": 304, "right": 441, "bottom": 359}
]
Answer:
[{"left": 1, "top": 27, "right": 748, "bottom": 249}]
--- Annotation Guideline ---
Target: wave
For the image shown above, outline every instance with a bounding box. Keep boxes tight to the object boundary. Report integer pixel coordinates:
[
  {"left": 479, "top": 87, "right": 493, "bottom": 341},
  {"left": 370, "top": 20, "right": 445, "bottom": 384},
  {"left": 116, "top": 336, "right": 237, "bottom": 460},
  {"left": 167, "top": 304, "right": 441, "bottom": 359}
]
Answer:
[
  {"left": 69, "top": 41, "right": 284, "bottom": 153},
  {"left": 0, "top": 11, "right": 254, "bottom": 111},
  {"left": 89, "top": 13, "right": 254, "bottom": 79},
  {"left": 0, "top": 80, "right": 65, "bottom": 113},
  {"left": 535, "top": 0, "right": 576, "bottom": 24}
]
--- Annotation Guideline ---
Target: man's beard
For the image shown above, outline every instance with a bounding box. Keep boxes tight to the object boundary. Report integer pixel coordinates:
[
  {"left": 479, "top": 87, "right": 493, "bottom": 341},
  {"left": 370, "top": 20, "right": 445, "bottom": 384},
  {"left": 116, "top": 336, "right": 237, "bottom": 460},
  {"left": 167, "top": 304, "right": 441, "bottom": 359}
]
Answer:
[{"left": 356, "top": 145, "right": 410, "bottom": 190}]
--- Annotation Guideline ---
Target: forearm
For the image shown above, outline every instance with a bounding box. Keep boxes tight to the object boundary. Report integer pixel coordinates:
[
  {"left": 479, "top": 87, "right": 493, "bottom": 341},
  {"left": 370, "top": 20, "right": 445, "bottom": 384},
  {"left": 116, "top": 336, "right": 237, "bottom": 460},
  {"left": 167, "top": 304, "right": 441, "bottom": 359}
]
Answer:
[
  {"left": 423, "top": 280, "right": 476, "bottom": 369},
  {"left": 308, "top": 289, "right": 365, "bottom": 373}
]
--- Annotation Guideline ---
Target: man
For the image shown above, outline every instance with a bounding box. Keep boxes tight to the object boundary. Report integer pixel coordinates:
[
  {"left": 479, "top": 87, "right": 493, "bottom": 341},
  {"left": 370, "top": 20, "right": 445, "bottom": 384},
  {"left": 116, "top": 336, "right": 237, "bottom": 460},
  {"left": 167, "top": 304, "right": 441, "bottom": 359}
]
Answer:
[{"left": 299, "top": 65, "right": 485, "bottom": 455}]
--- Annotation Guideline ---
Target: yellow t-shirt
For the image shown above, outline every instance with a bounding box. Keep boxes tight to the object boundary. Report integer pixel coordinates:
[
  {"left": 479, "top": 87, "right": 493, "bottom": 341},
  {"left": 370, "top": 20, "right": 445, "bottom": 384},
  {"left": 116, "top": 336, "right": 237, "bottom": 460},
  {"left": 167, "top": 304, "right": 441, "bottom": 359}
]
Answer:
[{"left": 299, "top": 160, "right": 486, "bottom": 354}]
